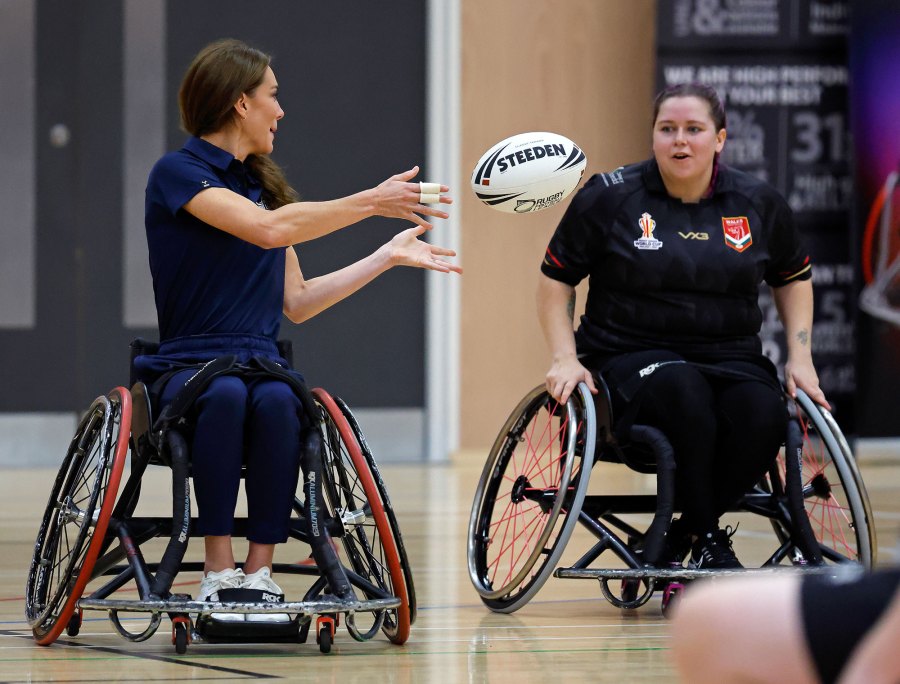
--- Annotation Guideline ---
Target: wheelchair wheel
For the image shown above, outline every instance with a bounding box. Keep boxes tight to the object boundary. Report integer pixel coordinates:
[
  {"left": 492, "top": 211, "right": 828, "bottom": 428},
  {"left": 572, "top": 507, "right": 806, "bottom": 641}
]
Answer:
[
  {"left": 311, "top": 388, "right": 411, "bottom": 645},
  {"left": 25, "top": 387, "right": 130, "bottom": 645},
  {"left": 467, "top": 382, "right": 595, "bottom": 613},
  {"left": 332, "top": 395, "right": 417, "bottom": 625},
  {"left": 773, "top": 389, "right": 876, "bottom": 567}
]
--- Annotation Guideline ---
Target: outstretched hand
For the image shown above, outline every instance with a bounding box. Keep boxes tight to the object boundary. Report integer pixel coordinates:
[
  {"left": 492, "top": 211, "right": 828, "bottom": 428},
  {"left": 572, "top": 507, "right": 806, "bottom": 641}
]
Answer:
[
  {"left": 386, "top": 225, "right": 462, "bottom": 274},
  {"left": 373, "top": 166, "right": 452, "bottom": 230}
]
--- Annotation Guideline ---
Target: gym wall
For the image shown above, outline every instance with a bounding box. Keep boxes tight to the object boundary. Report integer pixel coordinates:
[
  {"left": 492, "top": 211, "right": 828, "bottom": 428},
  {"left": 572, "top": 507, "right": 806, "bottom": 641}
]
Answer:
[{"left": 458, "top": 0, "right": 658, "bottom": 450}]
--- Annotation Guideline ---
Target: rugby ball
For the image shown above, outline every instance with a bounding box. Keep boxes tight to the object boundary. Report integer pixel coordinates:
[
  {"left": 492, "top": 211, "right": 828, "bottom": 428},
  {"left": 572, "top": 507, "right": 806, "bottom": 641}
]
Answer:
[{"left": 471, "top": 131, "right": 587, "bottom": 213}]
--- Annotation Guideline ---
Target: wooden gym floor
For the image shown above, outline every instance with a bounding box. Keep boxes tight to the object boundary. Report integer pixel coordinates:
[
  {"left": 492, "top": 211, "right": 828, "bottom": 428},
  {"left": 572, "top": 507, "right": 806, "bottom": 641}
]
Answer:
[{"left": 2, "top": 447, "right": 899, "bottom": 683}]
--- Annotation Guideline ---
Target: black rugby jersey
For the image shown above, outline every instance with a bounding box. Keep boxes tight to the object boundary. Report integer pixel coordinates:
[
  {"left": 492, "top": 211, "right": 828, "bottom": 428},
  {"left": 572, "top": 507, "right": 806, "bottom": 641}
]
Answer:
[{"left": 541, "top": 158, "right": 811, "bottom": 360}]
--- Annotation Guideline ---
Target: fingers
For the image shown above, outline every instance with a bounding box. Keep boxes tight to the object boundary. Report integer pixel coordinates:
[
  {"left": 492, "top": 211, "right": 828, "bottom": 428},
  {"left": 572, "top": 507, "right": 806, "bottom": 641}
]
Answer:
[
  {"left": 377, "top": 170, "right": 452, "bottom": 226},
  {"left": 424, "top": 259, "right": 463, "bottom": 274},
  {"left": 418, "top": 181, "right": 453, "bottom": 212},
  {"left": 546, "top": 383, "right": 567, "bottom": 404},
  {"left": 784, "top": 375, "right": 797, "bottom": 399},
  {"left": 808, "top": 387, "right": 831, "bottom": 411},
  {"left": 418, "top": 182, "right": 442, "bottom": 203},
  {"left": 408, "top": 213, "right": 434, "bottom": 231},
  {"left": 390, "top": 166, "right": 419, "bottom": 182},
  {"left": 547, "top": 373, "right": 596, "bottom": 404},
  {"left": 548, "top": 380, "right": 574, "bottom": 404},
  {"left": 415, "top": 205, "right": 450, "bottom": 220}
]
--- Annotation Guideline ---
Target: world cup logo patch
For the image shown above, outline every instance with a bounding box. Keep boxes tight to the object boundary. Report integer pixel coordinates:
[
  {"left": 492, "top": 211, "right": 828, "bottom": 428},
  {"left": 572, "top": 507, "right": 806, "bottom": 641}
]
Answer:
[
  {"left": 722, "top": 216, "right": 752, "bottom": 253},
  {"left": 634, "top": 212, "right": 663, "bottom": 250}
]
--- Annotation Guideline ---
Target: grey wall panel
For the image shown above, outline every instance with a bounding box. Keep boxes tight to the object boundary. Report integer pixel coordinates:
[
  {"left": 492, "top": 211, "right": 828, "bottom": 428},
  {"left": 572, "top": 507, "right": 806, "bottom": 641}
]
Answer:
[
  {"left": 123, "top": 0, "right": 165, "bottom": 329},
  {"left": 0, "top": 0, "right": 36, "bottom": 328}
]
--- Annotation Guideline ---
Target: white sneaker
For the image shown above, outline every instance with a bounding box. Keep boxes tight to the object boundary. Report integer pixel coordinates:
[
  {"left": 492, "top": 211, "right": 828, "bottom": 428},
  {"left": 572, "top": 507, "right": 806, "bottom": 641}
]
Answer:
[
  {"left": 197, "top": 567, "right": 246, "bottom": 622},
  {"left": 241, "top": 567, "right": 291, "bottom": 623}
]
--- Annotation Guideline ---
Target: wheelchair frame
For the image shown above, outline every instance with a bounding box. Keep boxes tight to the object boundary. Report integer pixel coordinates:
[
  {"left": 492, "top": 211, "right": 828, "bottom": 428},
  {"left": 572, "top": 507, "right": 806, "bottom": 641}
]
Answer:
[
  {"left": 25, "top": 379, "right": 415, "bottom": 654},
  {"left": 467, "top": 380, "right": 876, "bottom": 614}
]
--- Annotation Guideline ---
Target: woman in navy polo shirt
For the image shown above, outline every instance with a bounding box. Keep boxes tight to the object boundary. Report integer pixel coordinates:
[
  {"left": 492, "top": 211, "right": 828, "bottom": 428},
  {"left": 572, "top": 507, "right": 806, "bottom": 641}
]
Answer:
[
  {"left": 538, "top": 83, "right": 827, "bottom": 569},
  {"left": 137, "top": 38, "right": 460, "bottom": 622}
]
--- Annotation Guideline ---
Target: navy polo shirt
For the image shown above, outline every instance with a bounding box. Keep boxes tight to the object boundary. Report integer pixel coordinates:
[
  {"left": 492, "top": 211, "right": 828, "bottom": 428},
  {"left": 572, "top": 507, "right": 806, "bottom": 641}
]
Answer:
[
  {"left": 144, "top": 137, "right": 285, "bottom": 343},
  {"left": 541, "top": 158, "right": 811, "bottom": 360}
]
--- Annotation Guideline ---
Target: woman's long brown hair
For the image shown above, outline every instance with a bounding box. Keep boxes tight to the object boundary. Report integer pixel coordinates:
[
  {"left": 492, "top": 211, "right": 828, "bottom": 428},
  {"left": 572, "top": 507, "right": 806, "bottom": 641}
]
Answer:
[{"left": 179, "top": 38, "right": 299, "bottom": 209}]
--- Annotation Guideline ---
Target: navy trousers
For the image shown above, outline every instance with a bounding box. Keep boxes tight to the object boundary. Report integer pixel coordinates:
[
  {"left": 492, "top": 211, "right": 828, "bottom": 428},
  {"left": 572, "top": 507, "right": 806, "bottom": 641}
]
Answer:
[{"left": 159, "top": 371, "right": 303, "bottom": 543}]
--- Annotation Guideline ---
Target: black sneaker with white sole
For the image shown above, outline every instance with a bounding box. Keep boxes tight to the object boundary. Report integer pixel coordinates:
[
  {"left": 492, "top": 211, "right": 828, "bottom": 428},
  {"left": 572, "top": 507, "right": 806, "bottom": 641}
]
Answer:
[{"left": 688, "top": 527, "right": 743, "bottom": 570}]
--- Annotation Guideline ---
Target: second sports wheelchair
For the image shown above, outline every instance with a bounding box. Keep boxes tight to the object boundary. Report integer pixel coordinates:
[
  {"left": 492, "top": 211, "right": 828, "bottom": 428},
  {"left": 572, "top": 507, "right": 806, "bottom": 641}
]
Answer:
[
  {"left": 25, "top": 340, "right": 415, "bottom": 654},
  {"left": 467, "top": 374, "right": 875, "bottom": 614}
]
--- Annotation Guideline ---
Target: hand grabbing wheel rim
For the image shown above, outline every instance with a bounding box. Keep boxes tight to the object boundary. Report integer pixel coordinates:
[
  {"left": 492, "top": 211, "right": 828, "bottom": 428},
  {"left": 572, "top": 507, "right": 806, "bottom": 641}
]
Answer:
[
  {"left": 312, "top": 388, "right": 411, "bottom": 645},
  {"left": 26, "top": 387, "right": 130, "bottom": 645},
  {"left": 332, "top": 395, "right": 417, "bottom": 624},
  {"left": 467, "top": 382, "right": 595, "bottom": 613}
]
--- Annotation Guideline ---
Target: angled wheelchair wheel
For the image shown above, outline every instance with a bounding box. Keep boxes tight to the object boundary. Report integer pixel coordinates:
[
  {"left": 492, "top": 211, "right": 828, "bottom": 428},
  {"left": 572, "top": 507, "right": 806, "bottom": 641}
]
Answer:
[
  {"left": 467, "top": 382, "right": 595, "bottom": 613},
  {"left": 311, "top": 388, "right": 411, "bottom": 645},
  {"left": 332, "top": 395, "right": 417, "bottom": 625},
  {"left": 26, "top": 387, "right": 130, "bottom": 645},
  {"left": 773, "top": 389, "right": 875, "bottom": 567}
]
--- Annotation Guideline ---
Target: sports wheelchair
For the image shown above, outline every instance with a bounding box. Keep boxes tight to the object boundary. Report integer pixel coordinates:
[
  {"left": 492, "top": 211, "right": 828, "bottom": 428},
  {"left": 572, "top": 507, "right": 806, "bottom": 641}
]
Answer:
[
  {"left": 467, "top": 375, "right": 875, "bottom": 615},
  {"left": 25, "top": 340, "right": 415, "bottom": 654}
]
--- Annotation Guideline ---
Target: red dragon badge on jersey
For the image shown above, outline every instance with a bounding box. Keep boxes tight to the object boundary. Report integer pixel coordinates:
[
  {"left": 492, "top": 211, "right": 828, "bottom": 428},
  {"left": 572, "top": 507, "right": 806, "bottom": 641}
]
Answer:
[{"left": 722, "top": 216, "right": 753, "bottom": 253}]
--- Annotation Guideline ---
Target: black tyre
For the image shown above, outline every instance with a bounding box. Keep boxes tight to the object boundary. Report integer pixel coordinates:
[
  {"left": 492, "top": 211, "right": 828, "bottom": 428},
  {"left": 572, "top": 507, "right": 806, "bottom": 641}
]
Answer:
[
  {"left": 318, "top": 624, "right": 332, "bottom": 653},
  {"left": 173, "top": 621, "right": 188, "bottom": 654},
  {"left": 65, "top": 611, "right": 82, "bottom": 637}
]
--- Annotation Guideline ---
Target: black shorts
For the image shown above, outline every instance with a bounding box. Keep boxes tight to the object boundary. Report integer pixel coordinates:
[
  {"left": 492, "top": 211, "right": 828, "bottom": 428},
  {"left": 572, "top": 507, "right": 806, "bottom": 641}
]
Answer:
[{"left": 801, "top": 566, "right": 900, "bottom": 684}]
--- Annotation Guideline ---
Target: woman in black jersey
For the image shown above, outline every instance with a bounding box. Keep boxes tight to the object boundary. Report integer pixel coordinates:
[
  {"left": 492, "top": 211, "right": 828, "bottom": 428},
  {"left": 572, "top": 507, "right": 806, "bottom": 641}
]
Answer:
[{"left": 538, "top": 83, "right": 828, "bottom": 568}]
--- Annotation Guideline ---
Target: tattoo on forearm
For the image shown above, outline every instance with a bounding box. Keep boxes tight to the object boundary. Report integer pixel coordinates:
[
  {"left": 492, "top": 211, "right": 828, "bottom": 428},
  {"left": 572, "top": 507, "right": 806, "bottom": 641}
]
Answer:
[
  {"left": 567, "top": 293, "right": 576, "bottom": 321},
  {"left": 796, "top": 329, "right": 809, "bottom": 346}
]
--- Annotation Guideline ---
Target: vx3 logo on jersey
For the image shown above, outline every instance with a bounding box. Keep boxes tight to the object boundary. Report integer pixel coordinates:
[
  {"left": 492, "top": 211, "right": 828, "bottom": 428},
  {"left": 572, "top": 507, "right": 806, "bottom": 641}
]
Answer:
[
  {"left": 678, "top": 231, "right": 709, "bottom": 240},
  {"left": 634, "top": 212, "right": 663, "bottom": 250}
]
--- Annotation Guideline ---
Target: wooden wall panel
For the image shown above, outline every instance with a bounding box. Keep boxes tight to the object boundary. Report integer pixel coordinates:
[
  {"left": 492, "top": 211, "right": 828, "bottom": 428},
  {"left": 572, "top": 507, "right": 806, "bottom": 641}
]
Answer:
[{"left": 459, "top": 0, "right": 658, "bottom": 449}]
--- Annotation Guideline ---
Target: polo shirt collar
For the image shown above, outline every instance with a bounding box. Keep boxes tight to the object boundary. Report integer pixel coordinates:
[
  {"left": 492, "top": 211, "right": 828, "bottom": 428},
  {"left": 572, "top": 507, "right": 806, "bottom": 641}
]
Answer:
[{"left": 184, "top": 136, "right": 237, "bottom": 172}]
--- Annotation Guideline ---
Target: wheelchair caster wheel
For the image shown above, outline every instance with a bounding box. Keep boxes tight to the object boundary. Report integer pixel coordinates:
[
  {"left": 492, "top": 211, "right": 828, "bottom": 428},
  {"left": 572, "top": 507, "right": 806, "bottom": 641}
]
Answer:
[
  {"left": 316, "top": 616, "right": 335, "bottom": 654},
  {"left": 66, "top": 610, "right": 82, "bottom": 637},
  {"left": 172, "top": 616, "right": 192, "bottom": 654},
  {"left": 661, "top": 582, "right": 685, "bottom": 618}
]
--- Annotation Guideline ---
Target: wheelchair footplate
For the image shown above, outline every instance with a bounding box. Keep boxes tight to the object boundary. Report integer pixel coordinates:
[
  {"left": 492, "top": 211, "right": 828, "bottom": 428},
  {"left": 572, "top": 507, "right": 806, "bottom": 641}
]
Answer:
[
  {"left": 76, "top": 594, "right": 401, "bottom": 653},
  {"left": 555, "top": 565, "right": 856, "bottom": 614}
]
